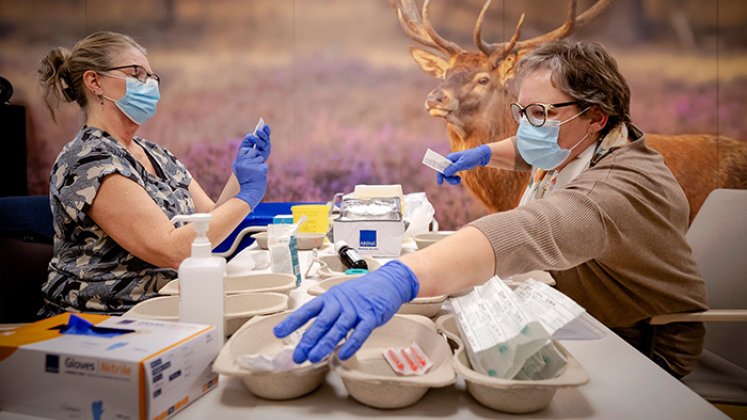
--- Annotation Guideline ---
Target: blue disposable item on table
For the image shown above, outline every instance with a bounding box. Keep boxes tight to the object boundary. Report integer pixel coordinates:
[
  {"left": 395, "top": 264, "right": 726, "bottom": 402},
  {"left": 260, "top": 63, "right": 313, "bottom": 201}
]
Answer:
[
  {"left": 62, "top": 314, "right": 131, "bottom": 338},
  {"left": 213, "top": 201, "right": 325, "bottom": 259},
  {"left": 273, "top": 214, "right": 294, "bottom": 224}
]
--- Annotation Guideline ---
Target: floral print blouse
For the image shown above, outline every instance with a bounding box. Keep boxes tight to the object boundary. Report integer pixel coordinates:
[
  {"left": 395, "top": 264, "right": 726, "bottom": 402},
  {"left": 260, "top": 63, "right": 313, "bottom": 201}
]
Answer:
[{"left": 42, "top": 126, "right": 195, "bottom": 315}]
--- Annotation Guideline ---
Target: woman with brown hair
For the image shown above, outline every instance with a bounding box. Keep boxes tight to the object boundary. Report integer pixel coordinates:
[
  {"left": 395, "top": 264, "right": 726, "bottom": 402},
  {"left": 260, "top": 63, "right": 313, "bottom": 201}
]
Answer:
[{"left": 275, "top": 40, "right": 708, "bottom": 380}]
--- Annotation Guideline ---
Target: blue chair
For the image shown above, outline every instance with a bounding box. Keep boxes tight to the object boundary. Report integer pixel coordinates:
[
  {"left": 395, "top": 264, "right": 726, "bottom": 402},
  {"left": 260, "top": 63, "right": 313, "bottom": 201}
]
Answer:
[{"left": 0, "top": 195, "right": 53, "bottom": 323}]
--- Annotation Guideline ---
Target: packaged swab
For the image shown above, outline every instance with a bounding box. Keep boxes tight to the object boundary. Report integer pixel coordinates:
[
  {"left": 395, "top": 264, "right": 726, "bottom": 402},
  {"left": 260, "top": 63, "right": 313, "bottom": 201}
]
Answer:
[
  {"left": 268, "top": 215, "right": 305, "bottom": 286},
  {"left": 422, "top": 148, "right": 453, "bottom": 174},
  {"left": 254, "top": 117, "right": 266, "bottom": 137}
]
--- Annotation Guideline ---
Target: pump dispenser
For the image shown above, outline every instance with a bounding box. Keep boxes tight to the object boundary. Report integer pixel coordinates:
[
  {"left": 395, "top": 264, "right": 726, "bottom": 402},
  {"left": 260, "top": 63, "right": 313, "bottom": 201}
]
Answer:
[{"left": 171, "top": 213, "right": 225, "bottom": 342}]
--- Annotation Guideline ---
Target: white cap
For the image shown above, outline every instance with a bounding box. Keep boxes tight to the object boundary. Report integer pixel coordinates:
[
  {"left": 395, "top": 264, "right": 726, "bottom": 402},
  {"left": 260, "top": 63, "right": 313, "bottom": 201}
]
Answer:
[
  {"left": 171, "top": 213, "right": 213, "bottom": 258},
  {"left": 334, "top": 240, "right": 349, "bottom": 253}
]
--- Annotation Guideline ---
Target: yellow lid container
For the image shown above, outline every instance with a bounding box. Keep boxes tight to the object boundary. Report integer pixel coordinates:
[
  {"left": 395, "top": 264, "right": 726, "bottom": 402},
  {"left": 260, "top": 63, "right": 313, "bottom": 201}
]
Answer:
[{"left": 291, "top": 204, "right": 330, "bottom": 233}]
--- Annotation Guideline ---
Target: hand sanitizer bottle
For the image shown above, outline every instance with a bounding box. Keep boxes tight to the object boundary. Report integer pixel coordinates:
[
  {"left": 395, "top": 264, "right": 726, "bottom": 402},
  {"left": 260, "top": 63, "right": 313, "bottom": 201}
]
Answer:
[{"left": 171, "top": 213, "right": 225, "bottom": 342}]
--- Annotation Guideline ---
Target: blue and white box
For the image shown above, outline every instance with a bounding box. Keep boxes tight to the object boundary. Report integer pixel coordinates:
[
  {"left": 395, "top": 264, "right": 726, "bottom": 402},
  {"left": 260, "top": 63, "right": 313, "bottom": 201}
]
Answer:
[{"left": 333, "top": 218, "right": 405, "bottom": 258}]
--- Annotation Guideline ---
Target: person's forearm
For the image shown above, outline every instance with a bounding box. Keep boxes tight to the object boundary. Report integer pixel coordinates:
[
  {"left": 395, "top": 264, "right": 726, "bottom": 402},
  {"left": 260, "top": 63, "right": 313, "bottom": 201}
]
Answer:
[
  {"left": 215, "top": 173, "right": 240, "bottom": 208},
  {"left": 400, "top": 226, "right": 496, "bottom": 297},
  {"left": 487, "top": 137, "right": 530, "bottom": 171},
  {"left": 160, "top": 198, "right": 250, "bottom": 268},
  {"left": 205, "top": 198, "right": 251, "bottom": 247}
]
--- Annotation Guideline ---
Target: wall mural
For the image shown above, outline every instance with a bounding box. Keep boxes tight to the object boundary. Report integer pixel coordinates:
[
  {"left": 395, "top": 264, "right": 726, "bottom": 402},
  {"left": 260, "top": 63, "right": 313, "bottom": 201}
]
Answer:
[{"left": 1, "top": 0, "right": 746, "bottom": 229}]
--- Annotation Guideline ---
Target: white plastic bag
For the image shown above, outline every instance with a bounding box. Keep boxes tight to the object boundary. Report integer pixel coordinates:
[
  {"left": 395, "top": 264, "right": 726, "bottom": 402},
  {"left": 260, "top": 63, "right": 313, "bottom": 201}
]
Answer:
[{"left": 403, "top": 192, "right": 435, "bottom": 238}]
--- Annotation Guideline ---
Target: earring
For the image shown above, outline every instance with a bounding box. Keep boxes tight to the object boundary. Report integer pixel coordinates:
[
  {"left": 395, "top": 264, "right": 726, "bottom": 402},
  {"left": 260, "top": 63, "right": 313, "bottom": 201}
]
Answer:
[{"left": 98, "top": 94, "right": 104, "bottom": 105}]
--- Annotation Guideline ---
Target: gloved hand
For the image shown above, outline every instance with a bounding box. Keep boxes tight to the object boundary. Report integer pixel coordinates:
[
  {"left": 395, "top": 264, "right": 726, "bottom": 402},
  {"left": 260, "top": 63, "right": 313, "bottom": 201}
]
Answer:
[
  {"left": 436, "top": 144, "right": 492, "bottom": 185},
  {"left": 240, "top": 124, "right": 272, "bottom": 161},
  {"left": 273, "top": 260, "right": 419, "bottom": 363},
  {"left": 233, "top": 145, "right": 267, "bottom": 210}
]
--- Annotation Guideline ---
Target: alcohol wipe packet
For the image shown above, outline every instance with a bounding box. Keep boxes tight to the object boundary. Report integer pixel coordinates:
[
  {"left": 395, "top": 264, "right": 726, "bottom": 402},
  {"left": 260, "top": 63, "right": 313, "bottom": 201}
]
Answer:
[
  {"left": 268, "top": 223, "right": 302, "bottom": 286},
  {"left": 450, "top": 277, "right": 551, "bottom": 379},
  {"left": 450, "top": 277, "right": 585, "bottom": 380},
  {"left": 421, "top": 148, "right": 453, "bottom": 174}
]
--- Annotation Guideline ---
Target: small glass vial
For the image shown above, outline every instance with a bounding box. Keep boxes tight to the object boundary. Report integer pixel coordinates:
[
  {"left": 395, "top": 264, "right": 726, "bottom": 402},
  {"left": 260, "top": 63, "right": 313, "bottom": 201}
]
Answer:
[{"left": 334, "top": 240, "right": 368, "bottom": 270}]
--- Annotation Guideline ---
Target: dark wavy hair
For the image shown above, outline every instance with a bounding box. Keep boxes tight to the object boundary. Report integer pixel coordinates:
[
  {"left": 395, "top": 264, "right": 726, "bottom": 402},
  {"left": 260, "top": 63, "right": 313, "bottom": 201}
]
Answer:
[{"left": 514, "top": 40, "right": 631, "bottom": 137}]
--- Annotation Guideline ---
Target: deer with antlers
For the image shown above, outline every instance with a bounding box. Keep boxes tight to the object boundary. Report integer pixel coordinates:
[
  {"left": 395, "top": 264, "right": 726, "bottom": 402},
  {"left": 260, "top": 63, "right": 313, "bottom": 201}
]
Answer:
[{"left": 396, "top": 0, "right": 747, "bottom": 221}]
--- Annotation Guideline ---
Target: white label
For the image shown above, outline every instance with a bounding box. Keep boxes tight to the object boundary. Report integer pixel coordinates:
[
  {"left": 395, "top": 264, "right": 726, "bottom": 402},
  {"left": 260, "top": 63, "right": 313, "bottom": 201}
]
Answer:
[
  {"left": 450, "top": 277, "right": 585, "bottom": 379},
  {"left": 513, "top": 280, "right": 585, "bottom": 335},
  {"left": 254, "top": 117, "right": 265, "bottom": 135},
  {"left": 422, "top": 148, "right": 453, "bottom": 174}
]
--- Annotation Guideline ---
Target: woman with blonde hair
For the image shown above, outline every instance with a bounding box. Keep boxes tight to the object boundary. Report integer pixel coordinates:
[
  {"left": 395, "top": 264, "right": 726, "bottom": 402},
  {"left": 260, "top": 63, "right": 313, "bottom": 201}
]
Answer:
[{"left": 38, "top": 31, "right": 270, "bottom": 315}]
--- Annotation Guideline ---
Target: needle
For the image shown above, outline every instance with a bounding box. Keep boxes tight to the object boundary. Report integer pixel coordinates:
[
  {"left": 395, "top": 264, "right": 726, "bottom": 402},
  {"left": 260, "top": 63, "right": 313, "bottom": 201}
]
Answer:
[
  {"left": 409, "top": 346, "right": 427, "bottom": 367},
  {"left": 387, "top": 349, "right": 404, "bottom": 371},
  {"left": 400, "top": 348, "right": 418, "bottom": 371}
]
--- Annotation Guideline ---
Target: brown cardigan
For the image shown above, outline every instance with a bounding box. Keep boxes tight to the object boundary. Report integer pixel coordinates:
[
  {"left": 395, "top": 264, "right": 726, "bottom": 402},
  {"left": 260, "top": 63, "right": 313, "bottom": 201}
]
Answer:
[{"left": 470, "top": 136, "right": 708, "bottom": 377}]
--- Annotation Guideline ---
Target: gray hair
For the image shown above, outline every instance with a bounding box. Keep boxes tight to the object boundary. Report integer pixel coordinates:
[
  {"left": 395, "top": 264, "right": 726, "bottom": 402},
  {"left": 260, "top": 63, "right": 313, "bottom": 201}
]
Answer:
[
  {"left": 38, "top": 31, "right": 146, "bottom": 122},
  {"left": 514, "top": 40, "right": 631, "bottom": 137}
]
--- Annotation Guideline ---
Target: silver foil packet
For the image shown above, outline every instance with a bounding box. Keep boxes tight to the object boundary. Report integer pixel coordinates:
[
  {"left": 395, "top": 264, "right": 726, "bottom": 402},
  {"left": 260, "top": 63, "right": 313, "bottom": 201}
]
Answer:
[{"left": 339, "top": 197, "right": 402, "bottom": 221}]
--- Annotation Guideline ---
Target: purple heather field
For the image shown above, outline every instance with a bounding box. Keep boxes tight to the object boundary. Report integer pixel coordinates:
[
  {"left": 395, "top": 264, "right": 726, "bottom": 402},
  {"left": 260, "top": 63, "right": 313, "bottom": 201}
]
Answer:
[{"left": 3, "top": 0, "right": 746, "bottom": 229}]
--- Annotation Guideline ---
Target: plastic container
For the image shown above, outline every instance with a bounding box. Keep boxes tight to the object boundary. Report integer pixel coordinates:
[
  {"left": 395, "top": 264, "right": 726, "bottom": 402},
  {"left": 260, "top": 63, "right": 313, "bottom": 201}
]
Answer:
[
  {"left": 172, "top": 213, "right": 225, "bottom": 340},
  {"left": 413, "top": 232, "right": 452, "bottom": 249},
  {"left": 212, "top": 311, "right": 329, "bottom": 400},
  {"left": 251, "top": 231, "right": 325, "bottom": 251},
  {"left": 308, "top": 275, "right": 447, "bottom": 318},
  {"left": 330, "top": 314, "right": 455, "bottom": 409},
  {"left": 121, "top": 292, "right": 289, "bottom": 337},
  {"left": 291, "top": 204, "right": 330, "bottom": 234},
  {"left": 435, "top": 314, "right": 589, "bottom": 413},
  {"left": 316, "top": 254, "right": 381, "bottom": 278},
  {"left": 213, "top": 202, "right": 324, "bottom": 258},
  {"left": 159, "top": 273, "right": 296, "bottom": 296}
]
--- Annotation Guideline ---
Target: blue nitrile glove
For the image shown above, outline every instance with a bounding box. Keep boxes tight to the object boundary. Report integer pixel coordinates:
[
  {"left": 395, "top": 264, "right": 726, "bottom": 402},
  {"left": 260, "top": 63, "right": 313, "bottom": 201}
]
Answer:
[
  {"left": 273, "top": 260, "right": 419, "bottom": 363},
  {"left": 436, "top": 144, "right": 492, "bottom": 185},
  {"left": 233, "top": 145, "right": 267, "bottom": 210},
  {"left": 241, "top": 124, "right": 272, "bottom": 161}
]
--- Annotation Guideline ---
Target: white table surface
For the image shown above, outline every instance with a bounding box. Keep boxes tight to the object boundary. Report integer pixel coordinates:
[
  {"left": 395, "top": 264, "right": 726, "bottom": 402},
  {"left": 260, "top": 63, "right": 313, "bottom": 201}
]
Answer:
[
  {"left": 178, "top": 240, "right": 726, "bottom": 420},
  {"left": 1, "top": 240, "right": 727, "bottom": 420}
]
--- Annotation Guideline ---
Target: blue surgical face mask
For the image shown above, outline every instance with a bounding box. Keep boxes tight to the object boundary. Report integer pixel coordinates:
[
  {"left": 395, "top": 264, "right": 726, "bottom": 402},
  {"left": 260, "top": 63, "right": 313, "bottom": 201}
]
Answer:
[
  {"left": 516, "top": 108, "right": 590, "bottom": 170},
  {"left": 103, "top": 76, "right": 160, "bottom": 125}
]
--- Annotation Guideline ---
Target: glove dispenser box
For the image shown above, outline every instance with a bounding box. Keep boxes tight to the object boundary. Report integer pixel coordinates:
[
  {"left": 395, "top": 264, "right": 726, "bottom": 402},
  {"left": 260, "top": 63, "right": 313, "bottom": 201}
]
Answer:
[{"left": 0, "top": 314, "right": 220, "bottom": 420}]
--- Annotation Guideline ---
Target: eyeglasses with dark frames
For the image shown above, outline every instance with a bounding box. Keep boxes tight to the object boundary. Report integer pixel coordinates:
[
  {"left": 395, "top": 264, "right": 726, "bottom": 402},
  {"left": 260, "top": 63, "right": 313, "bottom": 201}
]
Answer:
[
  {"left": 510, "top": 101, "right": 579, "bottom": 127},
  {"left": 104, "top": 64, "right": 160, "bottom": 84}
]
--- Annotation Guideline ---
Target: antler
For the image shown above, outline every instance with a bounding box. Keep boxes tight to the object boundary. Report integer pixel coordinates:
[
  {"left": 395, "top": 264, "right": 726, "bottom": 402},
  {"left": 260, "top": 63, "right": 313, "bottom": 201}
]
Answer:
[
  {"left": 474, "top": 0, "right": 613, "bottom": 61},
  {"left": 474, "top": 0, "right": 525, "bottom": 61},
  {"left": 514, "top": 0, "right": 613, "bottom": 51},
  {"left": 396, "top": 0, "right": 464, "bottom": 57}
]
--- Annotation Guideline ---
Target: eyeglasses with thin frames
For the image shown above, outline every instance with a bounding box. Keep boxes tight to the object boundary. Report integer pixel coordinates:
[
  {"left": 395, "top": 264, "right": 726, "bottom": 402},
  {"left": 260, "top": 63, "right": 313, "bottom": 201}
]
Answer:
[
  {"left": 104, "top": 64, "right": 160, "bottom": 84},
  {"left": 510, "top": 101, "right": 579, "bottom": 127}
]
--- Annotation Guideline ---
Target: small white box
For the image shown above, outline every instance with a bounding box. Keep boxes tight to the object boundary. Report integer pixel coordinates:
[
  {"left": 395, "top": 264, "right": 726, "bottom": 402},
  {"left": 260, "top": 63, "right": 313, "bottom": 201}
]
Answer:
[
  {"left": 333, "top": 218, "right": 405, "bottom": 258},
  {"left": 0, "top": 313, "right": 221, "bottom": 420}
]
